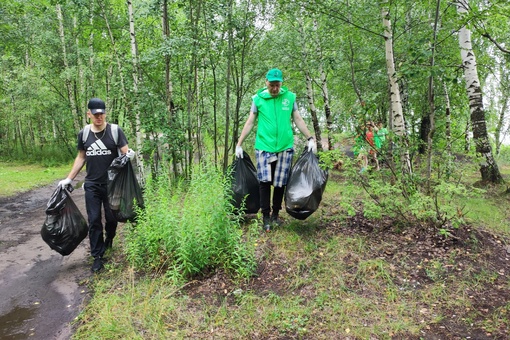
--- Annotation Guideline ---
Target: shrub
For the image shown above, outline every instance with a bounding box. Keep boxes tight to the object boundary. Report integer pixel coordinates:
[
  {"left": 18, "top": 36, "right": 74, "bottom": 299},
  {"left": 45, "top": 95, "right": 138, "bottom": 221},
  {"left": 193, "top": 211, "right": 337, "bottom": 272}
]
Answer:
[{"left": 124, "top": 163, "right": 257, "bottom": 284}]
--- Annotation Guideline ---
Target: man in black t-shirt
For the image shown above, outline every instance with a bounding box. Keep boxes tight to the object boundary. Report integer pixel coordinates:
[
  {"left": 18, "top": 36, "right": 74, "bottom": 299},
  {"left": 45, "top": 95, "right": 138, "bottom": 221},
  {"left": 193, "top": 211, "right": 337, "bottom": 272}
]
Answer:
[{"left": 58, "top": 98, "right": 135, "bottom": 273}]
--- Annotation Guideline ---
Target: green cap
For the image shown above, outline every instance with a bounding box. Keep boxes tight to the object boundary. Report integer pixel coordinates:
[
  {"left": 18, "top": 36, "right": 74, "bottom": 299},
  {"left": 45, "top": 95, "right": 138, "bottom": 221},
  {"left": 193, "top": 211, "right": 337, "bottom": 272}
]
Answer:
[{"left": 266, "top": 68, "right": 283, "bottom": 82}]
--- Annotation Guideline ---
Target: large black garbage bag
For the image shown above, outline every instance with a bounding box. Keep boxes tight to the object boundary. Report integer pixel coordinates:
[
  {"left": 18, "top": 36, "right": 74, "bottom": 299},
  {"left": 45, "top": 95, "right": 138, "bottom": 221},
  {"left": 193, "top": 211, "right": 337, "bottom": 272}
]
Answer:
[
  {"left": 107, "top": 154, "right": 144, "bottom": 222},
  {"left": 229, "top": 151, "right": 260, "bottom": 214},
  {"left": 285, "top": 148, "right": 328, "bottom": 220},
  {"left": 41, "top": 186, "right": 88, "bottom": 256}
]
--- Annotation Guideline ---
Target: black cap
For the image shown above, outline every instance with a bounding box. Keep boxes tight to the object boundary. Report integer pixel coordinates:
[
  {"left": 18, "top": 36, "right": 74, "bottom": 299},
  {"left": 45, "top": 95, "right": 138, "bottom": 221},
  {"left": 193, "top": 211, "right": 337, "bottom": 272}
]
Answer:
[{"left": 88, "top": 98, "right": 106, "bottom": 115}]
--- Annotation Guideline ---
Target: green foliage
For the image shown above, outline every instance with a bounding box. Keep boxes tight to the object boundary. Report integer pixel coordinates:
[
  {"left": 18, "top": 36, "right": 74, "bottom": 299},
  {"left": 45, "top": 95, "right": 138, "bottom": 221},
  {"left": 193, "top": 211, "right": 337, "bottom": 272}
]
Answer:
[
  {"left": 496, "top": 145, "right": 510, "bottom": 164},
  {"left": 340, "top": 159, "right": 484, "bottom": 232},
  {"left": 1, "top": 143, "right": 75, "bottom": 167},
  {"left": 124, "top": 163, "right": 257, "bottom": 284},
  {"left": 316, "top": 148, "right": 344, "bottom": 171}
]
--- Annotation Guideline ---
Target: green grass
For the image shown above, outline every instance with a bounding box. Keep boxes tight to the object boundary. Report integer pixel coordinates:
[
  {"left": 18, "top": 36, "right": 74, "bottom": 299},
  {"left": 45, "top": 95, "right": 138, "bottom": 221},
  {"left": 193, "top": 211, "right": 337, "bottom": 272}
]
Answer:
[{"left": 0, "top": 161, "right": 71, "bottom": 197}]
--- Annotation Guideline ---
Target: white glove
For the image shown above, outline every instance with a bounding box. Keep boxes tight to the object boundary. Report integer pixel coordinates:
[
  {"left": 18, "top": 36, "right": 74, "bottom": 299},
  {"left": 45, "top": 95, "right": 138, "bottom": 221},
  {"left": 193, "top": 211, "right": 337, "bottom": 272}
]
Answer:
[
  {"left": 235, "top": 146, "right": 243, "bottom": 158},
  {"left": 126, "top": 149, "right": 136, "bottom": 160},
  {"left": 58, "top": 178, "right": 72, "bottom": 189},
  {"left": 307, "top": 138, "right": 317, "bottom": 154}
]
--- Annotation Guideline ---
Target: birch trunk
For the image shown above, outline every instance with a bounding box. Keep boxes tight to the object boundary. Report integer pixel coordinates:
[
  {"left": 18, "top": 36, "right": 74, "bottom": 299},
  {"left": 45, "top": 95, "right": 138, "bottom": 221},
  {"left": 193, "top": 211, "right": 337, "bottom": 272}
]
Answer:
[
  {"left": 223, "top": 0, "right": 233, "bottom": 172},
  {"left": 494, "top": 63, "right": 510, "bottom": 156},
  {"left": 464, "top": 121, "right": 471, "bottom": 152},
  {"left": 381, "top": 6, "right": 412, "bottom": 175},
  {"left": 162, "top": 0, "right": 174, "bottom": 115},
  {"left": 88, "top": 2, "right": 95, "bottom": 100},
  {"left": 314, "top": 20, "right": 329, "bottom": 151},
  {"left": 304, "top": 71, "right": 320, "bottom": 145},
  {"left": 297, "top": 16, "right": 320, "bottom": 150},
  {"left": 100, "top": 1, "right": 129, "bottom": 123},
  {"left": 444, "top": 82, "right": 453, "bottom": 178},
  {"left": 495, "top": 97, "right": 508, "bottom": 156},
  {"left": 74, "top": 16, "right": 86, "bottom": 126},
  {"left": 162, "top": 0, "right": 179, "bottom": 176},
  {"left": 319, "top": 67, "right": 331, "bottom": 151},
  {"left": 127, "top": 0, "right": 145, "bottom": 179},
  {"left": 425, "top": 0, "right": 441, "bottom": 191},
  {"left": 56, "top": 4, "right": 79, "bottom": 131},
  {"left": 457, "top": 0, "right": 503, "bottom": 183}
]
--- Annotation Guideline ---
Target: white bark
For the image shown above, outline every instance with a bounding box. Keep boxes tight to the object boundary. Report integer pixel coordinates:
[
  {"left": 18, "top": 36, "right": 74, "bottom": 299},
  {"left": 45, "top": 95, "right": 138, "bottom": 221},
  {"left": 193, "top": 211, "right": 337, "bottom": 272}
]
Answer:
[
  {"left": 443, "top": 82, "right": 453, "bottom": 177},
  {"left": 56, "top": 4, "right": 79, "bottom": 131},
  {"left": 381, "top": 6, "right": 412, "bottom": 175},
  {"left": 88, "top": 2, "right": 95, "bottom": 99},
  {"left": 99, "top": 1, "right": 129, "bottom": 122},
  {"left": 457, "top": 0, "right": 502, "bottom": 182},
  {"left": 127, "top": 0, "right": 145, "bottom": 179},
  {"left": 74, "top": 16, "right": 86, "bottom": 126},
  {"left": 381, "top": 7, "right": 405, "bottom": 136}
]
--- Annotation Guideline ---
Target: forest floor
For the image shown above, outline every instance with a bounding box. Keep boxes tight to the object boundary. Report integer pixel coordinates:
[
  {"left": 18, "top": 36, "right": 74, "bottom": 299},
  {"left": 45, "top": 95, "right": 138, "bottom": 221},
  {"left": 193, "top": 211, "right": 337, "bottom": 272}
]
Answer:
[
  {"left": 181, "top": 171, "right": 510, "bottom": 339},
  {"left": 1, "top": 168, "right": 510, "bottom": 338}
]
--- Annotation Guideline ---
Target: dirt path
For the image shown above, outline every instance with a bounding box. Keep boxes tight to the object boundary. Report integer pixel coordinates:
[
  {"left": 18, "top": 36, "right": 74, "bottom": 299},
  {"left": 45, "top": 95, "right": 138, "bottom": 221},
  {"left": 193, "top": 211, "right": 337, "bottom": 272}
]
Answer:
[{"left": 0, "top": 173, "right": 90, "bottom": 340}]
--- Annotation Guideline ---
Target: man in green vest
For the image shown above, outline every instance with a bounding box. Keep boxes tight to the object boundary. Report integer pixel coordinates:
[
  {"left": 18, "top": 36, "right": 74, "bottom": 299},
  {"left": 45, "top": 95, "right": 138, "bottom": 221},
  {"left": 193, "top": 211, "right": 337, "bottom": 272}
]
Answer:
[{"left": 235, "top": 68, "right": 316, "bottom": 232}]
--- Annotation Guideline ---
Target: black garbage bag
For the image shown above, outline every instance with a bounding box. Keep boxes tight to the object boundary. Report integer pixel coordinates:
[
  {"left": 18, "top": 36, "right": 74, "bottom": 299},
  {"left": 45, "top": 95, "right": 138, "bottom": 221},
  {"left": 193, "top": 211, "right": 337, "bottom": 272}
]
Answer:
[
  {"left": 285, "top": 148, "right": 328, "bottom": 220},
  {"left": 229, "top": 151, "right": 260, "bottom": 214},
  {"left": 107, "top": 154, "right": 144, "bottom": 222},
  {"left": 41, "top": 186, "right": 88, "bottom": 256}
]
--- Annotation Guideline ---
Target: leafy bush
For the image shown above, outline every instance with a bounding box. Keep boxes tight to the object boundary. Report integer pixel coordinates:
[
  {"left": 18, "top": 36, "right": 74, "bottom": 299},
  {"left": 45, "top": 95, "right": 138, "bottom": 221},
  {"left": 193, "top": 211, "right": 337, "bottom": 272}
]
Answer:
[
  {"left": 332, "top": 152, "right": 484, "bottom": 231},
  {"left": 124, "top": 163, "right": 257, "bottom": 284}
]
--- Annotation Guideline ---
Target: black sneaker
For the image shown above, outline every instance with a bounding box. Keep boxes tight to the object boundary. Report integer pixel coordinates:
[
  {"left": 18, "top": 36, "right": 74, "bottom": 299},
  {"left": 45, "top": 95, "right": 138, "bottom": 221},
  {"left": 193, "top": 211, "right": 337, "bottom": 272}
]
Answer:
[
  {"left": 270, "top": 215, "right": 283, "bottom": 227},
  {"left": 91, "top": 257, "right": 104, "bottom": 273},
  {"left": 263, "top": 216, "right": 271, "bottom": 233},
  {"left": 104, "top": 238, "right": 113, "bottom": 250}
]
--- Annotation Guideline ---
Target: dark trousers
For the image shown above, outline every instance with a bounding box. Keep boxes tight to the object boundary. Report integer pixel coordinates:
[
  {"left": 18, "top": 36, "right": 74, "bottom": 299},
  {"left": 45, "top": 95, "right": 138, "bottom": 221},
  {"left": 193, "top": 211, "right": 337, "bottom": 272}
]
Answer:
[
  {"left": 259, "top": 161, "right": 285, "bottom": 217},
  {"left": 84, "top": 182, "right": 117, "bottom": 258}
]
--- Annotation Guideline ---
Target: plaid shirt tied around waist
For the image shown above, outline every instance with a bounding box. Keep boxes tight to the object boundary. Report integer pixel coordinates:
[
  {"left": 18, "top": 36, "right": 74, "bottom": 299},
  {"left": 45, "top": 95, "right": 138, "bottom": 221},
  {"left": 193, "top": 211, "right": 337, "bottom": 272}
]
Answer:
[{"left": 255, "top": 148, "right": 294, "bottom": 187}]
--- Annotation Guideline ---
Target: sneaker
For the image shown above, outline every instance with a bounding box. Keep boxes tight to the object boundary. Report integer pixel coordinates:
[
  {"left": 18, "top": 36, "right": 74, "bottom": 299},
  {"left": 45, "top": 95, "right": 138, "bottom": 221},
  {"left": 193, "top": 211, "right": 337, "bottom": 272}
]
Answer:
[
  {"left": 270, "top": 215, "right": 283, "bottom": 227},
  {"left": 91, "top": 257, "right": 104, "bottom": 273},
  {"left": 104, "top": 238, "right": 113, "bottom": 250},
  {"left": 263, "top": 216, "right": 271, "bottom": 233}
]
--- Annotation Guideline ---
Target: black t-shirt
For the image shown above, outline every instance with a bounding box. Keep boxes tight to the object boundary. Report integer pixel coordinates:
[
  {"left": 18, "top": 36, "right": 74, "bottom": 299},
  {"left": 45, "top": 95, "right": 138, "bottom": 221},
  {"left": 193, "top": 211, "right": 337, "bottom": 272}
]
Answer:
[{"left": 77, "top": 123, "right": 128, "bottom": 184}]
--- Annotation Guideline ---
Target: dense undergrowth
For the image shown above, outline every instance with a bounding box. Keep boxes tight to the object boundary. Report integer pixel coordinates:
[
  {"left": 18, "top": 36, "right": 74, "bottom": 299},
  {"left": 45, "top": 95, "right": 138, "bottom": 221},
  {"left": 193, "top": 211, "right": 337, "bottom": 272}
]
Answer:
[{"left": 124, "top": 163, "right": 258, "bottom": 284}]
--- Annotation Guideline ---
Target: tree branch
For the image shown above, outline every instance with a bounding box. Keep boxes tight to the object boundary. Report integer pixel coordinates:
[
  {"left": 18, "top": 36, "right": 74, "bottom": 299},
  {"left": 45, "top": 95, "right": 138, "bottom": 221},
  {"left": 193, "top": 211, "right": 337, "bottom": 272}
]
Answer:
[{"left": 480, "top": 32, "right": 510, "bottom": 54}]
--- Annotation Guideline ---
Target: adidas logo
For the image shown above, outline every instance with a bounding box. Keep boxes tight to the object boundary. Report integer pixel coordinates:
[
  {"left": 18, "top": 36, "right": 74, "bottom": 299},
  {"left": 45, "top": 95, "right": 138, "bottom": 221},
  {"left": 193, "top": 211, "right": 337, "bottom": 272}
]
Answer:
[{"left": 86, "top": 140, "right": 112, "bottom": 157}]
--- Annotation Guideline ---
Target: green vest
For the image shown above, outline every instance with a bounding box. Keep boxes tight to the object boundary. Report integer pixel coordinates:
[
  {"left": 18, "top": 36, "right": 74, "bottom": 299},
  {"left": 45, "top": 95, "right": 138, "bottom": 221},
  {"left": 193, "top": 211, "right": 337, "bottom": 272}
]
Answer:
[{"left": 253, "top": 86, "right": 296, "bottom": 153}]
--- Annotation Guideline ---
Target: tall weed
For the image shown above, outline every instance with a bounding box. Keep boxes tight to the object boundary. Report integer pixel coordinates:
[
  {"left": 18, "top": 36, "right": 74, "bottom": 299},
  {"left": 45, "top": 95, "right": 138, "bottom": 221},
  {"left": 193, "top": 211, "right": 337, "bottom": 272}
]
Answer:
[{"left": 124, "top": 163, "right": 256, "bottom": 284}]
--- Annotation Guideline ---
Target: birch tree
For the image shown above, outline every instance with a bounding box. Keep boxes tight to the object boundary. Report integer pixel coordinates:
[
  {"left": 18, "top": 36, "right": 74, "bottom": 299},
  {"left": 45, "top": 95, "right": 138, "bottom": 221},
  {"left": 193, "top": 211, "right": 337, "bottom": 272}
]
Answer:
[
  {"left": 444, "top": 82, "right": 453, "bottom": 177},
  {"left": 457, "top": 0, "right": 503, "bottom": 183},
  {"left": 425, "top": 0, "right": 441, "bottom": 190},
  {"left": 127, "top": 0, "right": 145, "bottom": 178},
  {"left": 381, "top": 3, "right": 412, "bottom": 175},
  {"left": 488, "top": 60, "right": 510, "bottom": 156},
  {"left": 297, "top": 15, "right": 321, "bottom": 150},
  {"left": 99, "top": 0, "right": 129, "bottom": 123},
  {"left": 56, "top": 4, "right": 79, "bottom": 131}
]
